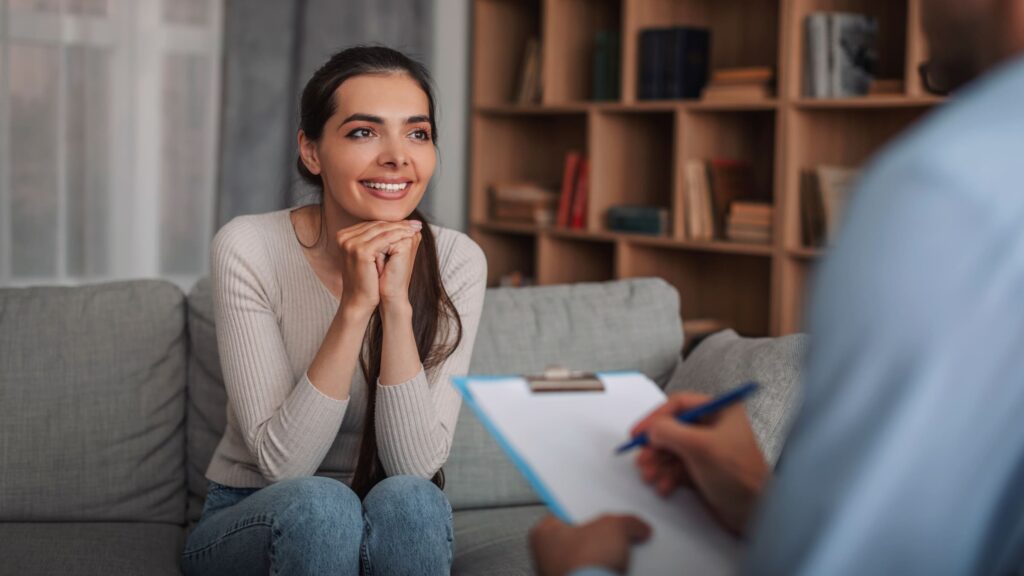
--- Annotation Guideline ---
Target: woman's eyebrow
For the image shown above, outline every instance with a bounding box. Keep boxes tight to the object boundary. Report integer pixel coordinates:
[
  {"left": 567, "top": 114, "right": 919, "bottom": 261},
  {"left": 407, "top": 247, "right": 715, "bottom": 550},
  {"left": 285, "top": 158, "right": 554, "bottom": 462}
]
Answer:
[
  {"left": 339, "top": 113, "right": 431, "bottom": 127},
  {"left": 340, "top": 113, "right": 384, "bottom": 126}
]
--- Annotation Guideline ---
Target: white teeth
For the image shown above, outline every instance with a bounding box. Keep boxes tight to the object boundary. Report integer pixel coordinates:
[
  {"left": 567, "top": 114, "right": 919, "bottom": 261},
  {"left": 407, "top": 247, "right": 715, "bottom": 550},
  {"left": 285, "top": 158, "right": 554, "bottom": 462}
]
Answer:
[{"left": 364, "top": 181, "right": 408, "bottom": 192}]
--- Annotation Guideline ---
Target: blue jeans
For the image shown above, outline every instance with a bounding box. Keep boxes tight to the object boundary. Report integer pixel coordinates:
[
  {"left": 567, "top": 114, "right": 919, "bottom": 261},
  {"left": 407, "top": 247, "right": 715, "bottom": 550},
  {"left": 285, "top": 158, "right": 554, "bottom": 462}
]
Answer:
[{"left": 181, "top": 475, "right": 453, "bottom": 576}]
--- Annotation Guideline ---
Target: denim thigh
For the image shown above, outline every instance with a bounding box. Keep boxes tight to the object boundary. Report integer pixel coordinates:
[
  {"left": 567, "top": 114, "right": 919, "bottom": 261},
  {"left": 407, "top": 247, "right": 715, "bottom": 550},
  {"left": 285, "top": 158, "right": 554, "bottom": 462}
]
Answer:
[{"left": 181, "top": 477, "right": 363, "bottom": 576}]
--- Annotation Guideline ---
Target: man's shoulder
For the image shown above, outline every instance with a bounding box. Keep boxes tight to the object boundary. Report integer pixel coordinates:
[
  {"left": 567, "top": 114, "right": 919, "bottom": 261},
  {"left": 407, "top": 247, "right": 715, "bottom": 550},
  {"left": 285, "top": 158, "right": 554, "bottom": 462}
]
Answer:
[{"left": 866, "top": 56, "right": 1024, "bottom": 205}]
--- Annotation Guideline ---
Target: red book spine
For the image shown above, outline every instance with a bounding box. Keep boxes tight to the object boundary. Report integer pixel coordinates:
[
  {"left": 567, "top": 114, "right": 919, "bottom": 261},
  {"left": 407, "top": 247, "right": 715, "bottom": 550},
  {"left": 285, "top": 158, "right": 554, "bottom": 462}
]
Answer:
[
  {"left": 570, "top": 156, "right": 589, "bottom": 229},
  {"left": 557, "top": 152, "right": 581, "bottom": 227}
]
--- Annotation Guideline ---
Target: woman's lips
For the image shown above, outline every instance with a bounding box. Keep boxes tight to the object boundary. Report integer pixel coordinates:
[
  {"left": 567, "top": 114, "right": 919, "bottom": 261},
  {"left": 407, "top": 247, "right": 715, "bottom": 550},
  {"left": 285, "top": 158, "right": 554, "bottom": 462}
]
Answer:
[{"left": 360, "top": 181, "right": 412, "bottom": 201}]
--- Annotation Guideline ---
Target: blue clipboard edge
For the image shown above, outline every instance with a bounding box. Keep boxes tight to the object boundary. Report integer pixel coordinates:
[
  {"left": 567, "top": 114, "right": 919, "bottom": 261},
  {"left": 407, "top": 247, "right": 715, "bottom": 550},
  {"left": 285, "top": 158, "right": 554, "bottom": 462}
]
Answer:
[{"left": 452, "top": 371, "right": 642, "bottom": 524}]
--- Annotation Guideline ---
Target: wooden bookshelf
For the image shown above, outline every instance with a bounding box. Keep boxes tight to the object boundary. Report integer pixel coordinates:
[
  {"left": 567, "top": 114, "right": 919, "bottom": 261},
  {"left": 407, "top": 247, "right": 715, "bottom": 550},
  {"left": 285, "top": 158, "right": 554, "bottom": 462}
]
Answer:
[{"left": 469, "top": 0, "right": 942, "bottom": 336}]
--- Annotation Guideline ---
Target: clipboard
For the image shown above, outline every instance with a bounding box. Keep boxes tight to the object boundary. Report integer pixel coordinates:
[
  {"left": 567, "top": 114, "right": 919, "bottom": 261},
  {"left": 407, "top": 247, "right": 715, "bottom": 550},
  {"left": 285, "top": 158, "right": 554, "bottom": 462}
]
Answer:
[{"left": 453, "top": 370, "right": 741, "bottom": 576}]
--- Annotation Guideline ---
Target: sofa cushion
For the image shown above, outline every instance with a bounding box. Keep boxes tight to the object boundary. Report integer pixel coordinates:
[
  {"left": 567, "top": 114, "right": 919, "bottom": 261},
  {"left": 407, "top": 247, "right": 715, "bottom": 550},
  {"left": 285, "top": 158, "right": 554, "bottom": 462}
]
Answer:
[
  {"left": 445, "top": 278, "right": 683, "bottom": 510},
  {"left": 0, "top": 280, "right": 187, "bottom": 523},
  {"left": 453, "top": 505, "right": 548, "bottom": 576},
  {"left": 667, "top": 329, "right": 807, "bottom": 464},
  {"left": 185, "top": 277, "right": 226, "bottom": 523},
  {"left": 0, "top": 522, "right": 184, "bottom": 575}
]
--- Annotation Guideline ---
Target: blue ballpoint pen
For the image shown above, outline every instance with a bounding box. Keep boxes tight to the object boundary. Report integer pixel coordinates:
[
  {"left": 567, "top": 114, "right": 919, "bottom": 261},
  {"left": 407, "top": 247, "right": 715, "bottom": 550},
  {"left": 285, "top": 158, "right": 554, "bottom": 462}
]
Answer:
[{"left": 615, "top": 382, "right": 760, "bottom": 454}]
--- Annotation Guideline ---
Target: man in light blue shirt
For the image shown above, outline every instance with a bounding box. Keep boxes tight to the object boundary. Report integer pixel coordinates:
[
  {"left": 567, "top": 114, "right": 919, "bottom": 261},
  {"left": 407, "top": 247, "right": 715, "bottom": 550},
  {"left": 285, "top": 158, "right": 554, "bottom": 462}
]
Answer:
[{"left": 530, "top": 0, "right": 1024, "bottom": 574}]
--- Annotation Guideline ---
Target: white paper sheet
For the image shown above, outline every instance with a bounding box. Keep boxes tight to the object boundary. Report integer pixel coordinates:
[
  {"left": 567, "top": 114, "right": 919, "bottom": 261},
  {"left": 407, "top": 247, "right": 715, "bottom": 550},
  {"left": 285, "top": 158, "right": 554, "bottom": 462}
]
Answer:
[{"left": 462, "top": 372, "right": 741, "bottom": 576}]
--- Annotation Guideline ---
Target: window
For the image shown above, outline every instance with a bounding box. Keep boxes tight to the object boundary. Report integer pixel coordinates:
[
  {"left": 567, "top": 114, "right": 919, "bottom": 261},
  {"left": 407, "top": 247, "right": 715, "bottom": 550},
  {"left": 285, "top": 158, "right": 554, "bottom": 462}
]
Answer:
[{"left": 1, "top": 0, "right": 223, "bottom": 289}]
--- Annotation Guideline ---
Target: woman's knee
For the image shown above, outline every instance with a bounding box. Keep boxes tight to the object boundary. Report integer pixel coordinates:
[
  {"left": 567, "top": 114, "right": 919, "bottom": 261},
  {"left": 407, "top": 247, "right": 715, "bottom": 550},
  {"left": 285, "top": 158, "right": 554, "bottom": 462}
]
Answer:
[
  {"left": 363, "top": 475, "right": 451, "bottom": 524},
  {"left": 267, "top": 476, "right": 363, "bottom": 534}
]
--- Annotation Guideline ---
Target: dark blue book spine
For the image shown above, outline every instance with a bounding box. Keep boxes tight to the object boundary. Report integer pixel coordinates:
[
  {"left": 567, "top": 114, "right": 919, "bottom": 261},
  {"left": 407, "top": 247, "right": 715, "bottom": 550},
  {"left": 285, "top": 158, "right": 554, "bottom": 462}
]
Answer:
[
  {"left": 668, "top": 27, "right": 710, "bottom": 99},
  {"left": 639, "top": 29, "right": 670, "bottom": 100}
]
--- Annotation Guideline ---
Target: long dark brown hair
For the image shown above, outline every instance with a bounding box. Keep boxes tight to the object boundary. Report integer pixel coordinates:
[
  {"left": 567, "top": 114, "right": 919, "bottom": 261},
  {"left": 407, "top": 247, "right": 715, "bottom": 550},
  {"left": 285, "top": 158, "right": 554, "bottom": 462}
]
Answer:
[{"left": 295, "top": 46, "right": 462, "bottom": 497}]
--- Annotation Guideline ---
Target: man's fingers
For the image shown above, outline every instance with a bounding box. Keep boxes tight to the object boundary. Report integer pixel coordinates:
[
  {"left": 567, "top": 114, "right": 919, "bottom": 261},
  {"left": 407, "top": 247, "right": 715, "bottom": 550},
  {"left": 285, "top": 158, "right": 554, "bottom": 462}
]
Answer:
[
  {"left": 611, "top": 515, "right": 653, "bottom": 543},
  {"left": 645, "top": 417, "right": 714, "bottom": 461}
]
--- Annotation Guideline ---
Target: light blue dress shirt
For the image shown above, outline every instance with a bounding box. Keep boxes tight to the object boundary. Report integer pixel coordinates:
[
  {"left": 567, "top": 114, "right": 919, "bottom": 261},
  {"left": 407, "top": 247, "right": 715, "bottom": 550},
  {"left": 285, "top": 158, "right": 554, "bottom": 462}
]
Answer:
[
  {"left": 746, "top": 54, "right": 1024, "bottom": 575},
  {"left": 570, "top": 54, "right": 1024, "bottom": 576}
]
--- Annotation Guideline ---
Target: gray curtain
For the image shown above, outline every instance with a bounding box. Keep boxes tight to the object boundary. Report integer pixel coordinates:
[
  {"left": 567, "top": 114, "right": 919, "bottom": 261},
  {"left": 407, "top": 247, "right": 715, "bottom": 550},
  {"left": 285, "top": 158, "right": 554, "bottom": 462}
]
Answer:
[{"left": 216, "top": 0, "right": 434, "bottom": 227}]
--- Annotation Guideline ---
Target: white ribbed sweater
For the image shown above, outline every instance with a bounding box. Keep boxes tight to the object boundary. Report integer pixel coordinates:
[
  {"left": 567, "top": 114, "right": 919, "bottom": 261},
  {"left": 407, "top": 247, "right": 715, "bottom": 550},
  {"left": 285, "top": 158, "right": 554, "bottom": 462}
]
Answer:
[{"left": 205, "top": 209, "right": 487, "bottom": 488}]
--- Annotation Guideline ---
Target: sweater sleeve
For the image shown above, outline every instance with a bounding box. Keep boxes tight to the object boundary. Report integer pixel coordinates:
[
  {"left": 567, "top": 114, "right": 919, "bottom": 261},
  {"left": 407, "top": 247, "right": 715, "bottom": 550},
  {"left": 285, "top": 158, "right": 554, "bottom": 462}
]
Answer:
[
  {"left": 374, "top": 232, "right": 487, "bottom": 478},
  {"left": 211, "top": 218, "right": 349, "bottom": 483}
]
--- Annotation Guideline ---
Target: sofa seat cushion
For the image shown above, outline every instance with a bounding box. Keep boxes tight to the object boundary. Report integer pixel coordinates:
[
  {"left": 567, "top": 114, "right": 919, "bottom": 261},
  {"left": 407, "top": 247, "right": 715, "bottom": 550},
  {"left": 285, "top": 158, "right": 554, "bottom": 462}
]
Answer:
[
  {"left": 0, "top": 522, "right": 184, "bottom": 575},
  {"left": 0, "top": 280, "right": 187, "bottom": 524},
  {"left": 453, "top": 505, "right": 548, "bottom": 576},
  {"left": 668, "top": 329, "right": 808, "bottom": 464}
]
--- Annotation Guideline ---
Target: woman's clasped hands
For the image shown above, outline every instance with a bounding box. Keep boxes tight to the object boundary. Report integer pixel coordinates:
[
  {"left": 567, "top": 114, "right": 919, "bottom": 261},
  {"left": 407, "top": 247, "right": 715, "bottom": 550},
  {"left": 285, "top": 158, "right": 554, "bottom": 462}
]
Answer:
[{"left": 334, "top": 219, "right": 422, "bottom": 313}]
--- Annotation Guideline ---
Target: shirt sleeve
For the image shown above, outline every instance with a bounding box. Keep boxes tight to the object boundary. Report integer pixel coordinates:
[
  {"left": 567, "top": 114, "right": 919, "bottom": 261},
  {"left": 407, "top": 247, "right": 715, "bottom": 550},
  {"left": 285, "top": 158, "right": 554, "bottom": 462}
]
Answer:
[
  {"left": 374, "top": 234, "right": 488, "bottom": 478},
  {"left": 743, "top": 161, "right": 1023, "bottom": 574},
  {"left": 211, "top": 218, "right": 349, "bottom": 483}
]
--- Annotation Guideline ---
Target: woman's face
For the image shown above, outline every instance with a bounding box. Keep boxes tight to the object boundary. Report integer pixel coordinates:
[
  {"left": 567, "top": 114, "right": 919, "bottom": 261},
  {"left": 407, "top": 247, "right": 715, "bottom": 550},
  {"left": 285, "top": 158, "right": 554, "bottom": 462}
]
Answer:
[{"left": 302, "top": 72, "right": 436, "bottom": 223}]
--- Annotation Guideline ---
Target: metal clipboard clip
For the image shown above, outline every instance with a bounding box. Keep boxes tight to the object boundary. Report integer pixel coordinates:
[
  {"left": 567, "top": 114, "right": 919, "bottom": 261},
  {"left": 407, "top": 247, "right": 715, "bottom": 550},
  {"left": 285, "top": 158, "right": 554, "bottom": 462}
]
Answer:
[{"left": 525, "top": 365, "right": 604, "bottom": 393}]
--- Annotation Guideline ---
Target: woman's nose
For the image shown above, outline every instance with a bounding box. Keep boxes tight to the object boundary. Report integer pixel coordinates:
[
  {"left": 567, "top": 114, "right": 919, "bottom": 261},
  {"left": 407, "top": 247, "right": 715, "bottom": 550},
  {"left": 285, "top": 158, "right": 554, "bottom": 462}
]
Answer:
[{"left": 377, "top": 138, "right": 409, "bottom": 167}]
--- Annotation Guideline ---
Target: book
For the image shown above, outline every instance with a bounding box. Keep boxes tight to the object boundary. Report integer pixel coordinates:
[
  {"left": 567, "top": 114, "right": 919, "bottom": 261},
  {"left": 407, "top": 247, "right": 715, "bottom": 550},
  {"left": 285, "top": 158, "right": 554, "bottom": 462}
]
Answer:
[
  {"left": 592, "top": 29, "right": 621, "bottom": 101},
  {"left": 800, "top": 169, "right": 825, "bottom": 247},
  {"left": 570, "top": 156, "right": 590, "bottom": 229},
  {"left": 684, "top": 159, "right": 714, "bottom": 241},
  {"left": 606, "top": 205, "right": 670, "bottom": 235},
  {"left": 868, "top": 78, "right": 903, "bottom": 95},
  {"left": 730, "top": 201, "right": 774, "bottom": 220},
  {"left": 557, "top": 152, "right": 582, "bottom": 227},
  {"left": 709, "top": 66, "right": 774, "bottom": 85},
  {"left": 799, "top": 165, "right": 859, "bottom": 247},
  {"left": 638, "top": 29, "right": 670, "bottom": 100},
  {"left": 701, "top": 82, "right": 773, "bottom": 101},
  {"left": 666, "top": 27, "right": 711, "bottom": 99},
  {"left": 516, "top": 37, "right": 542, "bottom": 104},
  {"left": 829, "top": 13, "right": 878, "bottom": 97},
  {"left": 490, "top": 182, "right": 559, "bottom": 226},
  {"left": 639, "top": 27, "right": 710, "bottom": 100},
  {"left": 816, "top": 165, "right": 860, "bottom": 245},
  {"left": 804, "top": 13, "right": 830, "bottom": 98}
]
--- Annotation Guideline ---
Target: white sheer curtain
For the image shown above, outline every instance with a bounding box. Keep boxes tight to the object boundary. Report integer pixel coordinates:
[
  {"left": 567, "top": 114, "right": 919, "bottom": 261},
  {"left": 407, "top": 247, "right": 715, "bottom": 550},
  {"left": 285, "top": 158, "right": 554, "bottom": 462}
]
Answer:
[{"left": 0, "top": 0, "right": 222, "bottom": 290}]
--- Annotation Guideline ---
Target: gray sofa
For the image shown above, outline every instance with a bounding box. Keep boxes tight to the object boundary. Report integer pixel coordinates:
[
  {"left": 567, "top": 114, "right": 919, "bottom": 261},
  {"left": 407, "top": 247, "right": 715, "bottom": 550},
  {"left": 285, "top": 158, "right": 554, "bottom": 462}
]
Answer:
[{"left": 0, "top": 277, "right": 805, "bottom": 575}]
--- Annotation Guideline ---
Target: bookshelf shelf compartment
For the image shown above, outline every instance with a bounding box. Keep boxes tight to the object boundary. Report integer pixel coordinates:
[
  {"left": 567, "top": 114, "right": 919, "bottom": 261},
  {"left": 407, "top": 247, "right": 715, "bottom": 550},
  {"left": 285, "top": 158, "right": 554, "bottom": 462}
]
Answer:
[
  {"left": 543, "top": 0, "right": 622, "bottom": 104},
  {"left": 590, "top": 110, "right": 676, "bottom": 235},
  {"left": 620, "top": 244, "right": 772, "bottom": 336},
  {"left": 471, "top": 113, "right": 587, "bottom": 224},
  {"left": 790, "top": 0, "right": 909, "bottom": 99},
  {"left": 473, "top": 0, "right": 542, "bottom": 107},
  {"left": 537, "top": 235, "right": 616, "bottom": 285},
  {"left": 623, "top": 0, "right": 781, "bottom": 103},
  {"left": 472, "top": 228, "right": 538, "bottom": 288}
]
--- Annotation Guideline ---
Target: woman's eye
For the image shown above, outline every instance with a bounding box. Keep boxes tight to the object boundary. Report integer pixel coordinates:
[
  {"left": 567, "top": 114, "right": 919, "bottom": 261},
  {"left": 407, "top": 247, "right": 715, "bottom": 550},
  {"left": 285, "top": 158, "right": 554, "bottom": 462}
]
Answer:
[
  {"left": 347, "top": 127, "right": 373, "bottom": 139},
  {"left": 411, "top": 129, "right": 431, "bottom": 141}
]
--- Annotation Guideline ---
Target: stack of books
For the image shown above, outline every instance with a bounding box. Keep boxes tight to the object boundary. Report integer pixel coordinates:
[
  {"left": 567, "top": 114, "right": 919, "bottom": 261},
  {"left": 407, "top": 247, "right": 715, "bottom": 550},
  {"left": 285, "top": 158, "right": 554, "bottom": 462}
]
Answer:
[
  {"left": 804, "top": 12, "right": 879, "bottom": 98},
  {"left": 725, "top": 201, "right": 773, "bottom": 244},
  {"left": 637, "top": 27, "right": 710, "bottom": 100},
  {"left": 489, "top": 182, "right": 559, "bottom": 226},
  {"left": 684, "top": 158, "right": 770, "bottom": 242},
  {"left": 702, "top": 67, "right": 774, "bottom": 101}
]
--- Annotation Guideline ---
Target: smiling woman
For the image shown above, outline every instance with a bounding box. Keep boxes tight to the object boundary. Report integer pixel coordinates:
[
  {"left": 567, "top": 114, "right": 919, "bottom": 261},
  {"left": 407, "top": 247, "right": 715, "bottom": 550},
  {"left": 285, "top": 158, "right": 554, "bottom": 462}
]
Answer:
[{"left": 181, "top": 46, "right": 487, "bottom": 576}]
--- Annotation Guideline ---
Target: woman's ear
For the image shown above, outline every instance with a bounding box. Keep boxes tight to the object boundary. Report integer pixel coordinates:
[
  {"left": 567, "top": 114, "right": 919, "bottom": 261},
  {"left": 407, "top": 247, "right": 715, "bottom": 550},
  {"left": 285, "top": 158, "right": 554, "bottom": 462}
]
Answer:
[{"left": 298, "top": 130, "right": 321, "bottom": 175}]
